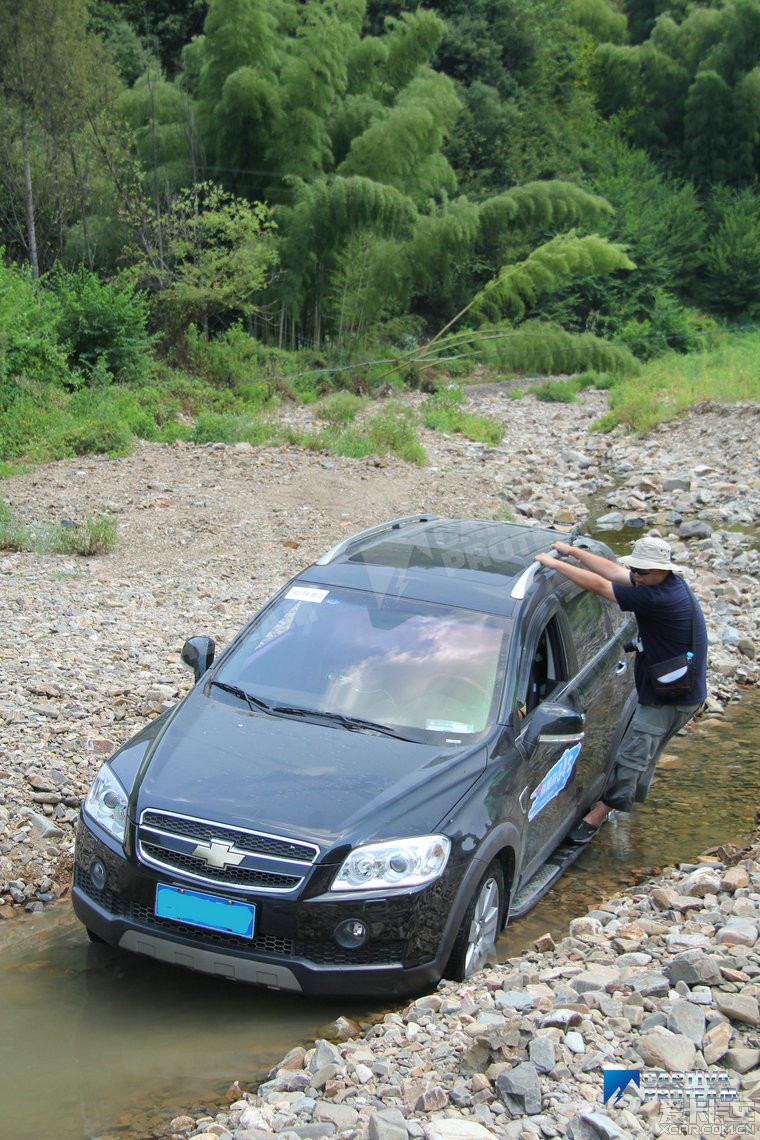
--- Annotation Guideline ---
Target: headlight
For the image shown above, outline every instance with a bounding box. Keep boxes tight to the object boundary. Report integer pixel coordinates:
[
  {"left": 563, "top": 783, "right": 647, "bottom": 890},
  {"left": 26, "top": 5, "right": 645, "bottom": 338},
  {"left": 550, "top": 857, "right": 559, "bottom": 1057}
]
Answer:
[
  {"left": 331, "top": 835, "right": 451, "bottom": 892},
  {"left": 83, "top": 765, "right": 128, "bottom": 844}
]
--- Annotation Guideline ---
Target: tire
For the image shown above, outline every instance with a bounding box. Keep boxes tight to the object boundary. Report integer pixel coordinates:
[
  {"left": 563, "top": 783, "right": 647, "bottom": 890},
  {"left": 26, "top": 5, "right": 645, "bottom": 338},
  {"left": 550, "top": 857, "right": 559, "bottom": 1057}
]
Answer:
[{"left": 445, "top": 859, "right": 505, "bottom": 981}]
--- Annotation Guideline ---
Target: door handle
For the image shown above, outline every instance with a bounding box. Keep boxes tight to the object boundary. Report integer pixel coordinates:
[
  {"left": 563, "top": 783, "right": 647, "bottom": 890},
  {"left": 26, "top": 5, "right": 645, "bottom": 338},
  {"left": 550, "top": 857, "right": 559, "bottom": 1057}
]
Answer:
[
  {"left": 614, "top": 660, "right": 628, "bottom": 674},
  {"left": 519, "top": 785, "right": 529, "bottom": 813}
]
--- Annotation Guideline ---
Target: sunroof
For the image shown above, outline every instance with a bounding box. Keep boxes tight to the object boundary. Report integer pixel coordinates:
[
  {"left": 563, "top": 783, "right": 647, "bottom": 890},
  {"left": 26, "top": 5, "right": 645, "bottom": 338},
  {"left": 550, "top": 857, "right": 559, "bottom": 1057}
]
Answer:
[{"left": 349, "top": 536, "right": 528, "bottom": 577}]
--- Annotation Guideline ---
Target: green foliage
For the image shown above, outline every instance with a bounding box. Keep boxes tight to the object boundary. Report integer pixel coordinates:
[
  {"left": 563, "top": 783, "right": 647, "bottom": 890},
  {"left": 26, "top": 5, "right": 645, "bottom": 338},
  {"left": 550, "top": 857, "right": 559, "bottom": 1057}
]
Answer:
[
  {"left": 0, "top": 0, "right": 127, "bottom": 276},
  {"left": 473, "top": 233, "right": 635, "bottom": 324},
  {"left": 421, "top": 385, "right": 502, "bottom": 445},
  {"left": 338, "top": 70, "right": 460, "bottom": 204},
  {"left": 118, "top": 59, "right": 197, "bottom": 190},
  {"left": 697, "top": 187, "right": 760, "bottom": 318},
  {"left": 616, "top": 290, "right": 720, "bottom": 359},
  {"left": 473, "top": 320, "right": 641, "bottom": 377},
  {"left": 478, "top": 183, "right": 614, "bottom": 248},
  {"left": 318, "top": 391, "right": 369, "bottom": 425},
  {"left": 432, "top": 0, "right": 602, "bottom": 192},
  {"left": 0, "top": 256, "right": 73, "bottom": 395},
  {"left": 124, "top": 183, "right": 278, "bottom": 344},
  {"left": 591, "top": 326, "right": 757, "bottom": 433},
  {"left": 50, "top": 264, "right": 155, "bottom": 385},
  {"left": 92, "top": 1, "right": 207, "bottom": 79},
  {"left": 0, "top": 500, "right": 117, "bottom": 555},
  {"left": 274, "top": 174, "right": 418, "bottom": 340},
  {"left": 569, "top": 0, "right": 627, "bottom": 44},
  {"left": 191, "top": 409, "right": 280, "bottom": 446},
  {"left": 532, "top": 378, "right": 579, "bottom": 403},
  {"left": 324, "top": 406, "right": 427, "bottom": 464},
  {"left": 593, "top": 0, "right": 760, "bottom": 187},
  {"left": 185, "top": 322, "right": 280, "bottom": 404},
  {"left": 533, "top": 142, "right": 708, "bottom": 346}
]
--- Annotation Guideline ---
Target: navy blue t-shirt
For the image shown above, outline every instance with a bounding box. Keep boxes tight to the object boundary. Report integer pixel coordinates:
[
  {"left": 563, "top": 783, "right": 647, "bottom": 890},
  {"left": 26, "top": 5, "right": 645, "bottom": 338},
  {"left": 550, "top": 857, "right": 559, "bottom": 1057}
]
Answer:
[{"left": 612, "top": 573, "right": 707, "bottom": 705}]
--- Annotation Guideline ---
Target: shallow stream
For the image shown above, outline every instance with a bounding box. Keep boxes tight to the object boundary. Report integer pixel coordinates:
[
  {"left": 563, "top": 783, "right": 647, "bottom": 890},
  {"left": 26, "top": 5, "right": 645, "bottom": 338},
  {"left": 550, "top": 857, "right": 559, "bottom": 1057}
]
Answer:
[{"left": 0, "top": 692, "right": 757, "bottom": 1140}]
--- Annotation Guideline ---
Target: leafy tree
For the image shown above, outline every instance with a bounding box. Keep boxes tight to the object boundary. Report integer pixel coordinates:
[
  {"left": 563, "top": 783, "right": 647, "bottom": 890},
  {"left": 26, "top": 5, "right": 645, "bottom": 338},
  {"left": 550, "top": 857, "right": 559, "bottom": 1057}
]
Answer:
[
  {"left": 91, "top": 1, "right": 209, "bottom": 77},
  {"left": 0, "top": 253, "right": 72, "bottom": 398},
  {"left": 416, "top": 0, "right": 602, "bottom": 191},
  {"left": 123, "top": 182, "right": 278, "bottom": 341},
  {"left": 592, "top": 0, "right": 760, "bottom": 187},
  {"left": 0, "top": 0, "right": 125, "bottom": 274},
  {"left": 697, "top": 186, "right": 760, "bottom": 318},
  {"left": 532, "top": 141, "right": 707, "bottom": 352}
]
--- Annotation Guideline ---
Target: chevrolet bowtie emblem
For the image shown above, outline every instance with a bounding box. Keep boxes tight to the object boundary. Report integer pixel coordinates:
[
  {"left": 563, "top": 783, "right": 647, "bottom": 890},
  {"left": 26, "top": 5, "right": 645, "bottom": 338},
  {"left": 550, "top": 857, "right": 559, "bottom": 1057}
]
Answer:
[{"left": 191, "top": 839, "right": 247, "bottom": 869}]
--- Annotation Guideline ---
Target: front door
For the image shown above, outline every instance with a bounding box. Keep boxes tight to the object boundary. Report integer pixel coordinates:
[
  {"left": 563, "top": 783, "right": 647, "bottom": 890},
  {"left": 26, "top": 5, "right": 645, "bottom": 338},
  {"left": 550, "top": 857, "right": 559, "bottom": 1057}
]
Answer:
[{"left": 515, "top": 613, "right": 580, "bottom": 875}]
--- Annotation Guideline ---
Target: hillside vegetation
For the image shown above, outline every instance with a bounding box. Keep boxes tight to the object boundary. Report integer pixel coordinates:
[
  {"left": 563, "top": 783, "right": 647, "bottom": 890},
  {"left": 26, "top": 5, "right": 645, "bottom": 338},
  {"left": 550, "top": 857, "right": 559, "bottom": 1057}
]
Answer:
[{"left": 1, "top": 0, "right": 759, "bottom": 471}]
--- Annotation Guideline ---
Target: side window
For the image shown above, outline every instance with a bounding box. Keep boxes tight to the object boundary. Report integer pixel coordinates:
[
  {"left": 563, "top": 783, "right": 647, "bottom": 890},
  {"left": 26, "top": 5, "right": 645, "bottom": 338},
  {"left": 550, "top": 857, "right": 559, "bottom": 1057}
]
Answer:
[
  {"left": 564, "top": 590, "right": 610, "bottom": 669},
  {"left": 523, "top": 616, "right": 567, "bottom": 715}
]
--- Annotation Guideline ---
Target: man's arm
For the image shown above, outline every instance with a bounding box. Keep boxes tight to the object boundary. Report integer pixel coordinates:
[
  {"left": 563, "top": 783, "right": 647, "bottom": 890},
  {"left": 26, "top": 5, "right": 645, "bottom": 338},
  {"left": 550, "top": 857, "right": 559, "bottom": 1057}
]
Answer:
[{"left": 534, "top": 542, "right": 630, "bottom": 601}]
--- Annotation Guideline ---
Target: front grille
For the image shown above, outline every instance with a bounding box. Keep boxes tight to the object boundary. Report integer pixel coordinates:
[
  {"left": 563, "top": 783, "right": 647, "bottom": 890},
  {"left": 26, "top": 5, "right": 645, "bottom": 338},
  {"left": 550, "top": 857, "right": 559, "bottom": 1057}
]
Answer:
[
  {"left": 136, "top": 809, "right": 320, "bottom": 894},
  {"left": 140, "top": 812, "right": 317, "bottom": 862},
  {"left": 139, "top": 842, "right": 301, "bottom": 890}
]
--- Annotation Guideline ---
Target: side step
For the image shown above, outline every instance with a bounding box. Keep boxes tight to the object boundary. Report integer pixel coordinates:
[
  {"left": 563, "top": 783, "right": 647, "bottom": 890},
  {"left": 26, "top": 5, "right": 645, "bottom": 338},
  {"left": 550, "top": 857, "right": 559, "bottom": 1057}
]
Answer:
[{"left": 509, "top": 838, "right": 587, "bottom": 920}]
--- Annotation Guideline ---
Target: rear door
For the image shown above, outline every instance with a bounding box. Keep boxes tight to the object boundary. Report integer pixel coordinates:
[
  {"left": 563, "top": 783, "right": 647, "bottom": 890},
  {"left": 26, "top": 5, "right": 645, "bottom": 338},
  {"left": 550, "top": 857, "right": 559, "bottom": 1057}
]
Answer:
[{"left": 556, "top": 588, "right": 634, "bottom": 810}]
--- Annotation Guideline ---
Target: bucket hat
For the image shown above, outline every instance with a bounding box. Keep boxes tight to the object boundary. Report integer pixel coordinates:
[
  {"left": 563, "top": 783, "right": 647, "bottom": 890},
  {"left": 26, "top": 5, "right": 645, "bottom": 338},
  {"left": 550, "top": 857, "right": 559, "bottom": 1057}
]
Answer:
[{"left": 619, "top": 535, "right": 684, "bottom": 572}]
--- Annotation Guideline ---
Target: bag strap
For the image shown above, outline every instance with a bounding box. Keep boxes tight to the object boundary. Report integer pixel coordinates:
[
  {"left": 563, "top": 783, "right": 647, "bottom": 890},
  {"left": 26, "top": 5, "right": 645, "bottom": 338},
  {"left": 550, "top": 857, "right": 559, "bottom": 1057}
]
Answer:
[{"left": 679, "top": 578, "right": 698, "bottom": 659}]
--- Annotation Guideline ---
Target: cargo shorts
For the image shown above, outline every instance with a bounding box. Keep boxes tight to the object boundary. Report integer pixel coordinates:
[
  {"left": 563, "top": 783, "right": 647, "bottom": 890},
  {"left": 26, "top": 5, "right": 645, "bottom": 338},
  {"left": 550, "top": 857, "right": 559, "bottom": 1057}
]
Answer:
[{"left": 602, "top": 701, "right": 703, "bottom": 813}]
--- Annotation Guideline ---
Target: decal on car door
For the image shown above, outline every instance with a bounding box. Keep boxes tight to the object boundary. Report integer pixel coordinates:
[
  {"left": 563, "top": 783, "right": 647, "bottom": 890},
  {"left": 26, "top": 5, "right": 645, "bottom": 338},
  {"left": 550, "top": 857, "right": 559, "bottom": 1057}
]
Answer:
[{"left": 528, "top": 742, "right": 582, "bottom": 821}]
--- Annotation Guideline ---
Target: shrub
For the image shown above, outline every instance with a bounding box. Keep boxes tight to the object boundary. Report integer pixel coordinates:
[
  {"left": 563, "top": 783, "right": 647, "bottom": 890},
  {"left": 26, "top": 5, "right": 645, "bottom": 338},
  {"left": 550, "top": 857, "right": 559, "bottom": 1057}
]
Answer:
[
  {"left": 0, "top": 256, "right": 73, "bottom": 395},
  {"left": 185, "top": 323, "right": 280, "bottom": 404},
  {"left": 57, "top": 418, "right": 135, "bottom": 457},
  {"left": 532, "top": 379, "right": 579, "bottom": 403},
  {"left": 318, "top": 392, "right": 369, "bottom": 425},
  {"left": 0, "top": 503, "right": 117, "bottom": 555},
  {"left": 421, "top": 385, "right": 501, "bottom": 444},
  {"left": 50, "top": 264, "right": 155, "bottom": 386},
  {"left": 191, "top": 410, "right": 280, "bottom": 447}
]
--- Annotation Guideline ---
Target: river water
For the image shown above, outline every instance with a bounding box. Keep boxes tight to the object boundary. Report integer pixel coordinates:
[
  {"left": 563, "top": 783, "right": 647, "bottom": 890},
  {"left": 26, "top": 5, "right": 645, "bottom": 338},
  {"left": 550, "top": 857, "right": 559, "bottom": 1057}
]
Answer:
[{"left": 0, "top": 691, "right": 757, "bottom": 1140}]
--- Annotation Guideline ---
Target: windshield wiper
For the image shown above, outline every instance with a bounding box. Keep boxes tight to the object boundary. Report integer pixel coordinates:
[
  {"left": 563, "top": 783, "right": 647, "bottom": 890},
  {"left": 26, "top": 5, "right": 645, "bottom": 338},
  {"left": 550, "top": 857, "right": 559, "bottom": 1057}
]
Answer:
[
  {"left": 210, "top": 680, "right": 272, "bottom": 714},
  {"left": 271, "top": 704, "right": 409, "bottom": 739}
]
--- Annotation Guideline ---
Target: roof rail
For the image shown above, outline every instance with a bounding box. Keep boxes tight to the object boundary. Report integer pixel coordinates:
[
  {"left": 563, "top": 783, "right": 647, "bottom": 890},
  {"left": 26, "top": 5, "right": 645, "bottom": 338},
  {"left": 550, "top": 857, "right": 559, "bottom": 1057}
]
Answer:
[
  {"left": 510, "top": 561, "right": 542, "bottom": 600},
  {"left": 316, "top": 515, "right": 439, "bottom": 566}
]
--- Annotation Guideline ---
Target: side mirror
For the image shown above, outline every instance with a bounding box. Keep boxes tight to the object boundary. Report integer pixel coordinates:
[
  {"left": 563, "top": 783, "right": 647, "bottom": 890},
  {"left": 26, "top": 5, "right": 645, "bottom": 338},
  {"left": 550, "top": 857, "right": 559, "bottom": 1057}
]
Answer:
[
  {"left": 181, "top": 636, "right": 216, "bottom": 682},
  {"left": 523, "top": 702, "right": 585, "bottom": 749}
]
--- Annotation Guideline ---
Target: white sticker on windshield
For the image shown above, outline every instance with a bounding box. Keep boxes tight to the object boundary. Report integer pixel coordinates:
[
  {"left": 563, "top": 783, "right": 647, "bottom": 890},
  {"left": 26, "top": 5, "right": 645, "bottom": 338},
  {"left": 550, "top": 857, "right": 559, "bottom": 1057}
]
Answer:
[
  {"left": 286, "top": 586, "right": 329, "bottom": 603},
  {"left": 427, "top": 720, "right": 475, "bottom": 733}
]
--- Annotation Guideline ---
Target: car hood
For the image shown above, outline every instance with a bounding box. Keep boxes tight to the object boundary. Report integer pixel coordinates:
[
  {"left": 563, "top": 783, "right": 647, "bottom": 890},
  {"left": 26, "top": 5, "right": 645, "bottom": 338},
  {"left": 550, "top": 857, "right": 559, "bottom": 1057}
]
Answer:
[{"left": 132, "top": 689, "right": 488, "bottom": 848}]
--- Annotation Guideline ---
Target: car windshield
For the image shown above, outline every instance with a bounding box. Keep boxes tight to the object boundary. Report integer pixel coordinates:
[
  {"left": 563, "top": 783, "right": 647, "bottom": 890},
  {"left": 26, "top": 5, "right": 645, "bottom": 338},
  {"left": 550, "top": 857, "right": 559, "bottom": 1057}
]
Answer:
[{"left": 214, "top": 584, "right": 513, "bottom": 741}]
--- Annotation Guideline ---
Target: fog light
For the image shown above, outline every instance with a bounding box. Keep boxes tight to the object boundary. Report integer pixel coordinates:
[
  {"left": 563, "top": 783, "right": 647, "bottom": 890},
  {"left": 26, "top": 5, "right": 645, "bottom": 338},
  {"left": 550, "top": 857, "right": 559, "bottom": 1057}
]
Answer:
[
  {"left": 90, "top": 859, "right": 107, "bottom": 891},
  {"left": 334, "top": 918, "right": 369, "bottom": 949}
]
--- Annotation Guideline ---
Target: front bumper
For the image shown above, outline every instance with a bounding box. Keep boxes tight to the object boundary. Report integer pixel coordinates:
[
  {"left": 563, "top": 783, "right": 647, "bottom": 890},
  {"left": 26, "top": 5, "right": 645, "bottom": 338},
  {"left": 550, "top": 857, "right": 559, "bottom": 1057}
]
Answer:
[{"left": 72, "top": 821, "right": 457, "bottom": 999}]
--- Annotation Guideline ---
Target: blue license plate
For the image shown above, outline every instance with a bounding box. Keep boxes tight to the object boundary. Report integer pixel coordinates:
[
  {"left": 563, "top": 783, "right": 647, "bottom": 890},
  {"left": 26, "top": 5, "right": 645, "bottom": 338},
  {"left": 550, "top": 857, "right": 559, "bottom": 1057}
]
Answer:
[{"left": 155, "top": 884, "right": 255, "bottom": 937}]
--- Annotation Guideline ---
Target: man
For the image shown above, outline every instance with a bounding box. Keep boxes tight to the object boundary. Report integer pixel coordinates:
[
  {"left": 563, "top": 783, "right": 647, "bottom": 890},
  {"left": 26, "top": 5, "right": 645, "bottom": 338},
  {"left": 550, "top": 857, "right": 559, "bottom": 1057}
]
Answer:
[{"left": 534, "top": 534, "right": 708, "bottom": 842}]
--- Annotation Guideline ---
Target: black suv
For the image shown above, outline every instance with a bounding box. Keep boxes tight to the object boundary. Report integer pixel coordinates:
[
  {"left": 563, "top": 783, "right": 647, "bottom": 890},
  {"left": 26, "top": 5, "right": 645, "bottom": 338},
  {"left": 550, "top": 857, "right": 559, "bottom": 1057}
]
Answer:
[{"left": 73, "top": 517, "right": 636, "bottom": 998}]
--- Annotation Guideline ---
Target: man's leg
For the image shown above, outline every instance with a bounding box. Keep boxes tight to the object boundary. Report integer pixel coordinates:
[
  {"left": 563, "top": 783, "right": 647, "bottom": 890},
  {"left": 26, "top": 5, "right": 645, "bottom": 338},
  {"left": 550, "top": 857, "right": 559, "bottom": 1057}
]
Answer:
[
  {"left": 631, "top": 702, "right": 702, "bottom": 803},
  {"left": 583, "top": 701, "right": 701, "bottom": 825}
]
